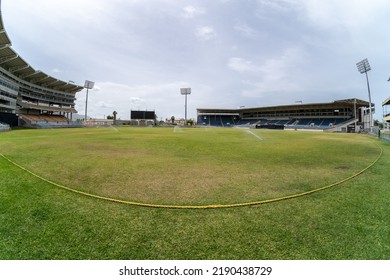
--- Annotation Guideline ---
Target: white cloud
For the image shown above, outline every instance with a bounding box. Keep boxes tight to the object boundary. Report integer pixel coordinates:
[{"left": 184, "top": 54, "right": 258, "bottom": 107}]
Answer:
[
  {"left": 228, "top": 48, "right": 307, "bottom": 99},
  {"left": 256, "top": 0, "right": 297, "bottom": 10},
  {"left": 255, "top": 0, "right": 300, "bottom": 18},
  {"left": 234, "top": 23, "right": 258, "bottom": 38},
  {"left": 182, "top": 5, "right": 205, "bottom": 19},
  {"left": 227, "top": 57, "right": 261, "bottom": 73},
  {"left": 97, "top": 101, "right": 114, "bottom": 109},
  {"left": 130, "top": 97, "right": 145, "bottom": 105},
  {"left": 299, "top": 0, "right": 389, "bottom": 30},
  {"left": 194, "top": 26, "right": 216, "bottom": 41}
]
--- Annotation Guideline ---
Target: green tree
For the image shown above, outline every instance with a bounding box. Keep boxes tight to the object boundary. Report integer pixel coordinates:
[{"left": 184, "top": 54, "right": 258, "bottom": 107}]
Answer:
[{"left": 186, "top": 119, "right": 194, "bottom": 126}]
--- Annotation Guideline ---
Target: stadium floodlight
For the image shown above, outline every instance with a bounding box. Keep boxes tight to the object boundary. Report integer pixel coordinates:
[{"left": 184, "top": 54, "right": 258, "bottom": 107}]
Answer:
[
  {"left": 356, "top": 58, "right": 372, "bottom": 131},
  {"left": 180, "top": 88, "right": 191, "bottom": 125},
  {"left": 356, "top": 58, "right": 371, "bottom": 74},
  {"left": 84, "top": 80, "right": 95, "bottom": 121}
]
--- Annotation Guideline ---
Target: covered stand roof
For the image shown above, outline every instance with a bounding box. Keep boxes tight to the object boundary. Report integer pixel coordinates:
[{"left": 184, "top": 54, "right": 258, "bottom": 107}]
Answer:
[
  {"left": 198, "top": 99, "right": 373, "bottom": 114},
  {"left": 382, "top": 97, "right": 390, "bottom": 107}
]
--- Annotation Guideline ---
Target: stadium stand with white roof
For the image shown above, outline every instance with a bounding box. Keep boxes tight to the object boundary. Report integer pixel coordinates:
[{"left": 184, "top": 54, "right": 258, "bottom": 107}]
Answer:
[
  {"left": 197, "top": 98, "right": 374, "bottom": 132},
  {"left": 0, "top": 1, "right": 83, "bottom": 128}
]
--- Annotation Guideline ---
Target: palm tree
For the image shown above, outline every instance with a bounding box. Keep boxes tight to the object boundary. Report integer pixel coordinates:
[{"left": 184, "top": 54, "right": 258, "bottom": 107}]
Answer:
[{"left": 113, "top": 111, "right": 117, "bottom": 124}]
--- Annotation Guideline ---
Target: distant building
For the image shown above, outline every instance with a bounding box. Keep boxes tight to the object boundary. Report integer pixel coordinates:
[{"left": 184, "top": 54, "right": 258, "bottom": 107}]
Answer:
[{"left": 84, "top": 119, "right": 114, "bottom": 127}]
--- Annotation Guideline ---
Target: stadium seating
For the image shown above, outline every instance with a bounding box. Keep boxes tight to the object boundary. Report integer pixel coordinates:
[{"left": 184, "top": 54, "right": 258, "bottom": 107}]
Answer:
[
  {"left": 20, "top": 114, "right": 81, "bottom": 128},
  {"left": 200, "top": 115, "right": 238, "bottom": 127},
  {"left": 199, "top": 115, "right": 355, "bottom": 131}
]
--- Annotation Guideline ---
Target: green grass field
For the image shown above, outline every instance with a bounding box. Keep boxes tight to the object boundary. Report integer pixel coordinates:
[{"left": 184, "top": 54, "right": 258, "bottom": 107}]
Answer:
[{"left": 1, "top": 127, "right": 389, "bottom": 259}]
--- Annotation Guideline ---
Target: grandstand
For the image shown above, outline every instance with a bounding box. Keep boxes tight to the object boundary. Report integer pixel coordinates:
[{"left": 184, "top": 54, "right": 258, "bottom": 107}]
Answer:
[
  {"left": 197, "top": 98, "right": 374, "bottom": 132},
  {"left": 0, "top": 2, "right": 83, "bottom": 128}
]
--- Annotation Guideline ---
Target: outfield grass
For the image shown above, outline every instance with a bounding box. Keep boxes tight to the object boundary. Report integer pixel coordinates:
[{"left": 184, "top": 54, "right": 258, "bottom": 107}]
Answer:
[{"left": 0, "top": 127, "right": 389, "bottom": 259}]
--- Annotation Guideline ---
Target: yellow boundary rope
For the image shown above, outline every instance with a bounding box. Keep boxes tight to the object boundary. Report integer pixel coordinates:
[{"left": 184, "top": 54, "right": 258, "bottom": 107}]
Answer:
[{"left": 0, "top": 145, "right": 383, "bottom": 209}]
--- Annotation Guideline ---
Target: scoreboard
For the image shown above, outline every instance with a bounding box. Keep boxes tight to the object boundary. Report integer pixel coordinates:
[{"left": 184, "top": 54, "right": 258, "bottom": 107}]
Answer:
[{"left": 131, "top": 110, "right": 155, "bottom": 120}]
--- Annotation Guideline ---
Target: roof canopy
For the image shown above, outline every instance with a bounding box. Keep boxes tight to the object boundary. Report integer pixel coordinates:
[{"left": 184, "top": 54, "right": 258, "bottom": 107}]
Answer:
[
  {"left": 198, "top": 98, "right": 372, "bottom": 114},
  {"left": 383, "top": 97, "right": 390, "bottom": 106}
]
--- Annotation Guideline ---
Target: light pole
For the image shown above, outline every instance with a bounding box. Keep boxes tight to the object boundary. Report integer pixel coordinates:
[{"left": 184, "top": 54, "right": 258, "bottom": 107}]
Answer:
[
  {"left": 180, "top": 88, "right": 191, "bottom": 125},
  {"left": 84, "top": 80, "right": 95, "bottom": 121},
  {"left": 356, "top": 58, "right": 372, "bottom": 131}
]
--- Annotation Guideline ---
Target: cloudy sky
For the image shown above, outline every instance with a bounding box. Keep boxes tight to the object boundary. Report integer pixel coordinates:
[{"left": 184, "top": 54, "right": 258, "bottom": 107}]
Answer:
[{"left": 2, "top": 0, "right": 390, "bottom": 121}]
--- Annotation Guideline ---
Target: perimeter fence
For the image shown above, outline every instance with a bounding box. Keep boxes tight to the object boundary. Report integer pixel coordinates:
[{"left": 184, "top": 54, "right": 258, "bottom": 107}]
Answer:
[{"left": 379, "top": 130, "right": 390, "bottom": 142}]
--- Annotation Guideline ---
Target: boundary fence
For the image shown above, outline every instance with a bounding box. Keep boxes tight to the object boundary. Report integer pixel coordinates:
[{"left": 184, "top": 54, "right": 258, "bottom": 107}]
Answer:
[{"left": 379, "top": 130, "right": 390, "bottom": 142}]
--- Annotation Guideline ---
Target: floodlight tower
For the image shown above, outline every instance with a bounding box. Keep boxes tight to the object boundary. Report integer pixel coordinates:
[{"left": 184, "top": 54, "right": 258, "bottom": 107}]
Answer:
[
  {"left": 180, "top": 88, "right": 191, "bottom": 125},
  {"left": 84, "top": 80, "right": 95, "bottom": 121},
  {"left": 356, "top": 58, "right": 372, "bottom": 131}
]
